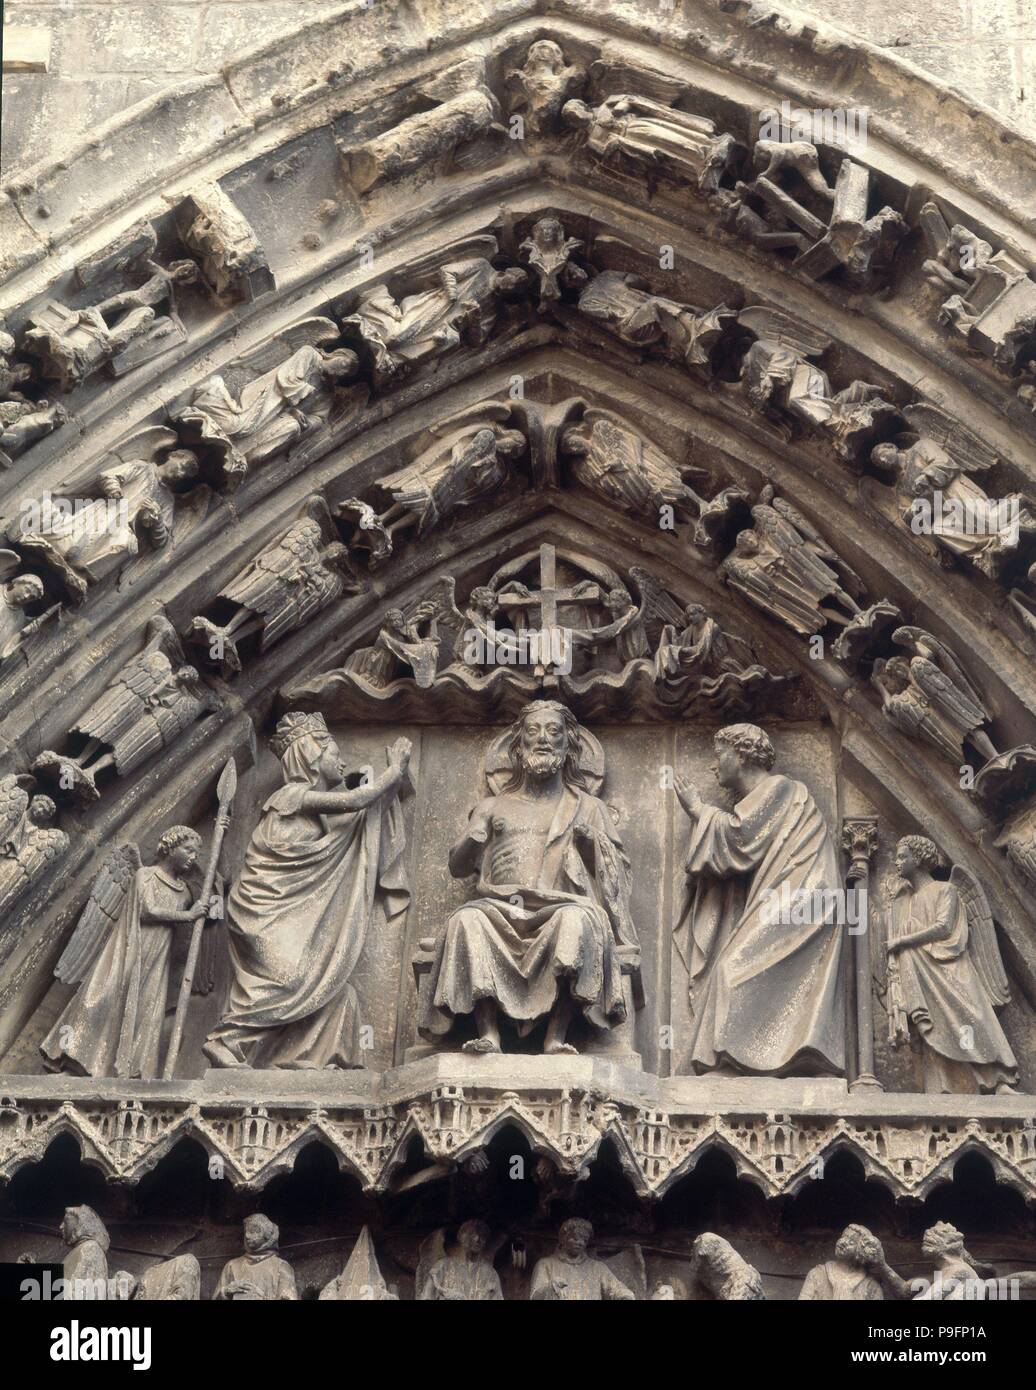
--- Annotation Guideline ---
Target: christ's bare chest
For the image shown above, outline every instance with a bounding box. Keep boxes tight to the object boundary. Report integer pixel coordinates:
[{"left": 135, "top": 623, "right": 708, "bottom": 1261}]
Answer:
[{"left": 486, "top": 793, "right": 562, "bottom": 884}]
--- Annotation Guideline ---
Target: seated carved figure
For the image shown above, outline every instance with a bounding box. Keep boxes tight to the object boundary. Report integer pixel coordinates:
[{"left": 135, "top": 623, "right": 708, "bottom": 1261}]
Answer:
[
  {"left": 417, "top": 700, "right": 640, "bottom": 1055},
  {"left": 529, "top": 1219, "right": 635, "bottom": 1301}
]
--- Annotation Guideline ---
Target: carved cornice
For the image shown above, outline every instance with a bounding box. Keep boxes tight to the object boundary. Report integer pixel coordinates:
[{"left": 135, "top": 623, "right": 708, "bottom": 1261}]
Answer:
[{"left": 2, "top": 1066, "right": 1034, "bottom": 1202}]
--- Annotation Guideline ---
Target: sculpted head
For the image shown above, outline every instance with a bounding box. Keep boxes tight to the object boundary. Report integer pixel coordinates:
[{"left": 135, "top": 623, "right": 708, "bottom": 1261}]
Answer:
[
  {"left": 157, "top": 825, "right": 201, "bottom": 876},
  {"left": 562, "top": 99, "right": 593, "bottom": 131},
  {"left": 5, "top": 573, "right": 44, "bottom": 608},
  {"left": 525, "top": 39, "right": 566, "bottom": 73},
  {"left": 457, "top": 1219, "right": 490, "bottom": 1256},
  {"left": 835, "top": 1224, "right": 883, "bottom": 1268},
  {"left": 244, "top": 1214, "right": 279, "bottom": 1254},
  {"left": 712, "top": 723, "right": 775, "bottom": 790},
  {"left": 870, "top": 442, "right": 902, "bottom": 474},
  {"left": 270, "top": 710, "right": 345, "bottom": 788},
  {"left": 895, "top": 835, "right": 942, "bottom": 879},
  {"left": 504, "top": 701, "right": 585, "bottom": 790},
  {"left": 160, "top": 449, "right": 200, "bottom": 486},
  {"left": 61, "top": 1205, "right": 109, "bottom": 1252},
  {"left": 557, "top": 1218, "right": 593, "bottom": 1257},
  {"left": 321, "top": 348, "right": 359, "bottom": 381},
  {"left": 922, "top": 1222, "right": 965, "bottom": 1259},
  {"left": 27, "top": 795, "right": 56, "bottom": 828}
]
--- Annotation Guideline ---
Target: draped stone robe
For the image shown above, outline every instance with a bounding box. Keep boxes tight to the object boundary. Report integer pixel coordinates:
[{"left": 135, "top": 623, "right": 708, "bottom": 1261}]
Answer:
[
  {"left": 419, "top": 784, "right": 639, "bottom": 1041},
  {"left": 675, "top": 772, "right": 846, "bottom": 1076},
  {"left": 208, "top": 779, "right": 408, "bottom": 1068}
]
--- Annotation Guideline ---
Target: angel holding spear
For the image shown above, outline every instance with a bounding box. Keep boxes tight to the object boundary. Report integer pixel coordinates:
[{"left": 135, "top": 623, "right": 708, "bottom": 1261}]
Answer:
[
  {"left": 885, "top": 835, "right": 1017, "bottom": 1094},
  {"left": 40, "top": 774, "right": 230, "bottom": 1079}
]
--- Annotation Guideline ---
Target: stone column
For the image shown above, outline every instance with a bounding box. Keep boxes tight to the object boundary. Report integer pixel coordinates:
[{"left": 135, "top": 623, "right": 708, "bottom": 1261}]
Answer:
[{"left": 842, "top": 817, "right": 882, "bottom": 1093}]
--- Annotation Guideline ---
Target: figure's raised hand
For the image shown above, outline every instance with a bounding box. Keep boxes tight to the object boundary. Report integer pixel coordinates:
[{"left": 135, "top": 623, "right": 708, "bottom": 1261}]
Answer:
[
  {"left": 673, "top": 773, "right": 702, "bottom": 817},
  {"left": 389, "top": 737, "right": 412, "bottom": 774}
]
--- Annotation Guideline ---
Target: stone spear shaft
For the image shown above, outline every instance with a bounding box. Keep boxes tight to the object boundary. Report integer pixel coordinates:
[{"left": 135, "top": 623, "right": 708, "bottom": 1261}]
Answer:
[{"left": 162, "top": 756, "right": 237, "bottom": 1081}]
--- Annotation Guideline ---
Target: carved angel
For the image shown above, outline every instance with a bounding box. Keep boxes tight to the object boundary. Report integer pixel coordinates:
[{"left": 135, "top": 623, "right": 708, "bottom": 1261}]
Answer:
[
  {"left": 347, "top": 402, "right": 527, "bottom": 562},
  {"left": 173, "top": 318, "right": 359, "bottom": 485},
  {"left": 33, "top": 615, "right": 217, "bottom": 802},
  {"left": 519, "top": 217, "right": 587, "bottom": 308},
  {"left": 23, "top": 259, "right": 200, "bottom": 391},
  {"left": 871, "top": 403, "right": 1034, "bottom": 578},
  {"left": 630, "top": 568, "right": 774, "bottom": 711},
  {"left": 189, "top": 495, "right": 357, "bottom": 675},
  {"left": 563, "top": 94, "right": 738, "bottom": 193},
  {"left": 0, "top": 392, "right": 67, "bottom": 463},
  {"left": 0, "top": 776, "right": 67, "bottom": 923},
  {"left": 885, "top": 835, "right": 1017, "bottom": 1093},
  {"left": 9, "top": 434, "right": 203, "bottom": 603},
  {"left": 344, "top": 596, "right": 446, "bottom": 690},
  {"left": 0, "top": 550, "right": 49, "bottom": 664},
  {"left": 342, "top": 248, "right": 528, "bottom": 383},
  {"left": 40, "top": 828, "right": 221, "bottom": 1078},
  {"left": 559, "top": 408, "right": 710, "bottom": 525},
  {"left": 871, "top": 625, "right": 998, "bottom": 769},
  {"left": 577, "top": 269, "right": 734, "bottom": 368},
  {"left": 738, "top": 307, "right": 898, "bottom": 460},
  {"left": 720, "top": 486, "right": 864, "bottom": 635},
  {"left": 506, "top": 40, "right": 584, "bottom": 136}
]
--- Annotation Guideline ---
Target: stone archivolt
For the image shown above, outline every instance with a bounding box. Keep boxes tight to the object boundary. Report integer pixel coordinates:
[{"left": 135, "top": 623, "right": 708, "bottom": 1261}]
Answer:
[{"left": 3, "top": 1, "right": 1036, "bottom": 1290}]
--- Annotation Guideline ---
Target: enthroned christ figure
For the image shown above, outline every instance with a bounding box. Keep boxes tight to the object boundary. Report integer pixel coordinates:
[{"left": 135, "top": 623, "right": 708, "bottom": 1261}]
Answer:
[{"left": 418, "top": 701, "right": 640, "bottom": 1055}]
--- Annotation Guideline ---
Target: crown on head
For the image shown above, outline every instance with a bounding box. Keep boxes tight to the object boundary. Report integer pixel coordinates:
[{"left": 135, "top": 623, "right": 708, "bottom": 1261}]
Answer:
[{"left": 270, "top": 711, "right": 330, "bottom": 758}]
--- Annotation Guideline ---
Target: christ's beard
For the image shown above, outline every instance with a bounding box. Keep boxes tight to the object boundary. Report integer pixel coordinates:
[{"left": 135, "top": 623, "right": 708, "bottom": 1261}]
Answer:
[{"left": 522, "top": 750, "right": 565, "bottom": 781}]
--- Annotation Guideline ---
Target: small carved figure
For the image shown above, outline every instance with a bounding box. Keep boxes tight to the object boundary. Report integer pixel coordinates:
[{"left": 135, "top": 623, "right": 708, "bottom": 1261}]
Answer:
[
  {"left": 320, "top": 1227, "right": 398, "bottom": 1301},
  {"left": 342, "top": 256, "right": 528, "bottom": 384},
  {"left": 134, "top": 1255, "right": 201, "bottom": 1301},
  {"left": 176, "top": 182, "right": 274, "bottom": 303},
  {"left": 23, "top": 259, "right": 199, "bottom": 390},
  {"left": 720, "top": 485, "right": 864, "bottom": 636},
  {"left": 0, "top": 393, "right": 66, "bottom": 463},
  {"left": 418, "top": 700, "right": 640, "bottom": 1056},
  {"left": 871, "top": 626, "right": 999, "bottom": 770},
  {"left": 360, "top": 403, "right": 527, "bottom": 552},
  {"left": 914, "top": 1223, "right": 995, "bottom": 1301},
  {"left": 41, "top": 825, "right": 221, "bottom": 1078},
  {"left": 519, "top": 217, "right": 587, "bottom": 308},
  {"left": 506, "top": 40, "right": 584, "bottom": 136},
  {"left": 214, "top": 1216, "right": 297, "bottom": 1301},
  {"left": 739, "top": 307, "right": 899, "bottom": 460},
  {"left": 0, "top": 555, "right": 46, "bottom": 662},
  {"left": 203, "top": 713, "right": 410, "bottom": 1070},
  {"left": 885, "top": 836, "right": 1018, "bottom": 1094},
  {"left": 0, "top": 785, "right": 66, "bottom": 923},
  {"left": 673, "top": 723, "right": 846, "bottom": 1077},
  {"left": 691, "top": 1233, "right": 765, "bottom": 1300},
  {"left": 419, "top": 1219, "right": 503, "bottom": 1301},
  {"left": 61, "top": 1206, "right": 110, "bottom": 1298},
  {"left": 653, "top": 601, "right": 770, "bottom": 706},
  {"left": 344, "top": 603, "right": 443, "bottom": 690},
  {"left": 563, "top": 95, "right": 738, "bottom": 193},
  {"left": 9, "top": 447, "right": 201, "bottom": 603},
  {"left": 560, "top": 408, "right": 710, "bottom": 525},
  {"left": 871, "top": 404, "right": 1034, "bottom": 578},
  {"left": 577, "top": 269, "right": 733, "bottom": 368},
  {"left": 174, "top": 318, "right": 358, "bottom": 484},
  {"left": 189, "top": 495, "right": 356, "bottom": 675},
  {"left": 799, "top": 1226, "right": 910, "bottom": 1300},
  {"left": 33, "top": 616, "right": 217, "bottom": 801},
  {"left": 529, "top": 1219, "right": 635, "bottom": 1301}
]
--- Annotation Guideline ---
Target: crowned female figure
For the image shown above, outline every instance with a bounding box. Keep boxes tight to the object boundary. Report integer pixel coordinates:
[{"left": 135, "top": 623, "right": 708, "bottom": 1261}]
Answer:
[{"left": 203, "top": 712, "right": 410, "bottom": 1069}]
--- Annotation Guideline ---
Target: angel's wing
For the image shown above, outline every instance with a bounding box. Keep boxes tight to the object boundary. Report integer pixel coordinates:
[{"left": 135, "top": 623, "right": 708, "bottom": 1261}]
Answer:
[
  {"left": 413, "top": 575, "right": 468, "bottom": 655},
  {"left": 54, "top": 844, "right": 142, "bottom": 984},
  {"left": 415, "top": 1229, "right": 449, "bottom": 1300},
  {"left": 902, "top": 404, "right": 999, "bottom": 474},
  {"left": 227, "top": 316, "right": 341, "bottom": 382},
  {"left": 738, "top": 306, "right": 832, "bottom": 359},
  {"left": 893, "top": 626, "right": 986, "bottom": 713},
  {"left": 771, "top": 496, "right": 865, "bottom": 597},
  {"left": 95, "top": 426, "right": 179, "bottom": 475},
  {"left": 911, "top": 655, "right": 988, "bottom": 728},
  {"left": 296, "top": 493, "right": 339, "bottom": 547},
  {"left": 0, "top": 548, "right": 24, "bottom": 582},
  {"left": 427, "top": 399, "right": 514, "bottom": 440},
  {"left": 392, "top": 235, "right": 499, "bottom": 292},
  {"left": 628, "top": 566, "right": 685, "bottom": 645},
  {"left": 580, "top": 408, "right": 643, "bottom": 476},
  {"left": 951, "top": 864, "right": 1010, "bottom": 1007},
  {"left": 0, "top": 774, "right": 29, "bottom": 848}
]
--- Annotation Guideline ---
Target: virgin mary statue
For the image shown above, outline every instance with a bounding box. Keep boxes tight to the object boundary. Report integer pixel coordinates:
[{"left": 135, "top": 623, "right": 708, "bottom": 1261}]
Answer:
[{"left": 203, "top": 711, "right": 410, "bottom": 1069}]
